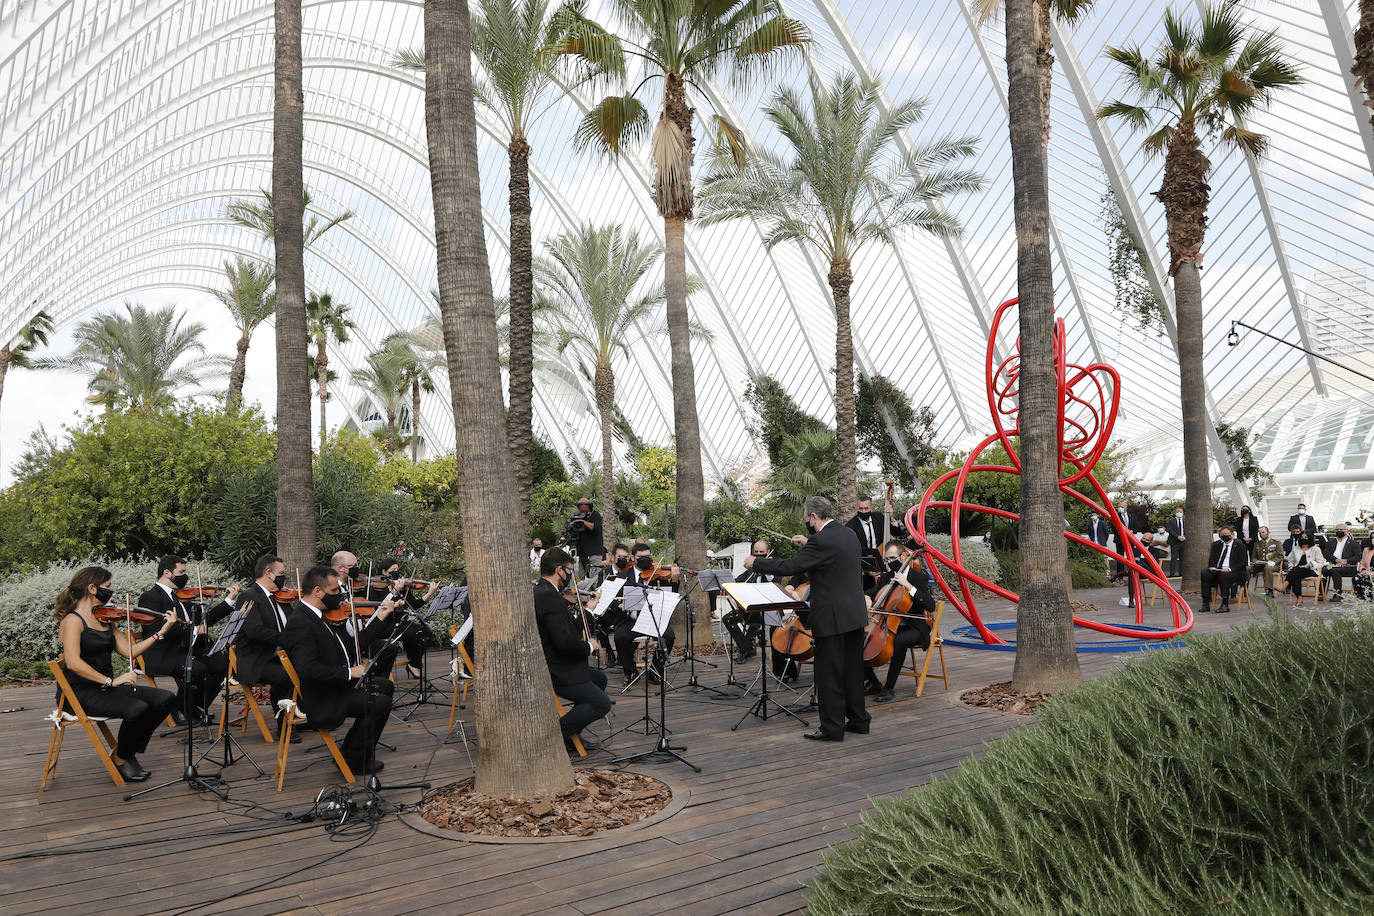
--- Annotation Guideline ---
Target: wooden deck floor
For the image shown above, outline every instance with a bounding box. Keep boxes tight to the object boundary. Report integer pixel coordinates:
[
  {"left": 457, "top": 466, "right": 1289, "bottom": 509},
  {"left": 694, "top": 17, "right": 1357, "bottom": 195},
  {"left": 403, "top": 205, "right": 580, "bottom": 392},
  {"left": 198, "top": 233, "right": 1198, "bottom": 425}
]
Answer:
[{"left": 2, "top": 589, "right": 1308, "bottom": 915}]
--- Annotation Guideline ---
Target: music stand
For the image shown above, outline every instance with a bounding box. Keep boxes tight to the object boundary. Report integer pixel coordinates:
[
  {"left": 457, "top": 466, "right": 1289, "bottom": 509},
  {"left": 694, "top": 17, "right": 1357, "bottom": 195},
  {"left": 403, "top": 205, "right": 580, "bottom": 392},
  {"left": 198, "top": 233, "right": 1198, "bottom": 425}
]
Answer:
[
  {"left": 723, "top": 583, "right": 810, "bottom": 731},
  {"left": 194, "top": 604, "right": 264, "bottom": 776},
  {"left": 393, "top": 599, "right": 450, "bottom": 721},
  {"left": 609, "top": 584, "right": 699, "bottom": 773}
]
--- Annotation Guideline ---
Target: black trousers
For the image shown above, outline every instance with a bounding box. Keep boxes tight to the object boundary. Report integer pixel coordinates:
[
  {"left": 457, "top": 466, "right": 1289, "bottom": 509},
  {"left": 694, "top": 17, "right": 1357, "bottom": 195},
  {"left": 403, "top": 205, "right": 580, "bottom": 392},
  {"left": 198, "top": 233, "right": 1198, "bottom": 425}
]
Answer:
[
  {"left": 70, "top": 683, "right": 176, "bottom": 758},
  {"left": 246, "top": 658, "right": 294, "bottom": 718},
  {"left": 1325, "top": 566, "right": 1359, "bottom": 594},
  {"left": 555, "top": 669, "right": 612, "bottom": 739},
  {"left": 812, "top": 629, "right": 870, "bottom": 739},
  {"left": 1287, "top": 567, "right": 1318, "bottom": 593},
  {"left": 1200, "top": 567, "right": 1244, "bottom": 604},
  {"left": 722, "top": 608, "right": 760, "bottom": 657},
  {"left": 864, "top": 625, "right": 931, "bottom": 692},
  {"left": 613, "top": 622, "right": 675, "bottom": 679},
  {"left": 1169, "top": 542, "right": 1183, "bottom": 577},
  {"left": 335, "top": 680, "right": 394, "bottom": 766},
  {"left": 146, "top": 652, "right": 228, "bottom": 714}
]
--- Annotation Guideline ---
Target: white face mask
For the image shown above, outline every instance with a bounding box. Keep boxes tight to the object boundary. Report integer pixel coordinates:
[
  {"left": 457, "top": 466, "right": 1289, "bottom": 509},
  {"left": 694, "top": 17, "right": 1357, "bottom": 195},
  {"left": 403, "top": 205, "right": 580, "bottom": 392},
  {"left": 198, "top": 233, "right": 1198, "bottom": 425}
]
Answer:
[{"left": 1175, "top": 512, "right": 1183, "bottom": 517}]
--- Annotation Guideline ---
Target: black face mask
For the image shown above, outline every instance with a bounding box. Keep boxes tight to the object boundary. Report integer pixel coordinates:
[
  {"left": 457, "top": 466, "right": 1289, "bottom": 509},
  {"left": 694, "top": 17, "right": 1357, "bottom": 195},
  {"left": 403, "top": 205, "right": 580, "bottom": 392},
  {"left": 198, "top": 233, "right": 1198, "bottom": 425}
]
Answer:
[
  {"left": 321, "top": 590, "right": 344, "bottom": 611},
  {"left": 95, "top": 585, "right": 114, "bottom": 605},
  {"left": 1219, "top": 534, "right": 1232, "bottom": 542},
  {"left": 635, "top": 556, "right": 653, "bottom": 572},
  {"left": 273, "top": 573, "right": 287, "bottom": 589},
  {"left": 858, "top": 511, "right": 872, "bottom": 521},
  {"left": 346, "top": 565, "right": 359, "bottom": 580},
  {"left": 171, "top": 573, "right": 189, "bottom": 589},
  {"left": 752, "top": 553, "right": 768, "bottom": 558},
  {"left": 615, "top": 556, "right": 630, "bottom": 570},
  {"left": 887, "top": 559, "right": 902, "bottom": 573}
]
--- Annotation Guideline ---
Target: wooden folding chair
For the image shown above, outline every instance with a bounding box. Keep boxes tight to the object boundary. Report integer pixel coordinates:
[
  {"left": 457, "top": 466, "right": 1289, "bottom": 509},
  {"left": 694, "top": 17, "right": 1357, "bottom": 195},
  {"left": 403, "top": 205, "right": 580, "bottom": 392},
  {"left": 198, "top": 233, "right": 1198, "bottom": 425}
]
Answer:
[
  {"left": 41, "top": 659, "right": 124, "bottom": 790},
  {"left": 274, "top": 650, "right": 355, "bottom": 791},
  {"left": 1147, "top": 576, "right": 1184, "bottom": 608},
  {"left": 1210, "top": 582, "right": 1252, "bottom": 610},
  {"left": 901, "top": 601, "right": 949, "bottom": 697},
  {"left": 554, "top": 694, "right": 586, "bottom": 757},
  {"left": 446, "top": 643, "right": 476, "bottom": 735},
  {"left": 215, "top": 647, "right": 275, "bottom": 745},
  {"left": 134, "top": 656, "right": 178, "bottom": 728},
  {"left": 1298, "top": 573, "right": 1326, "bottom": 603}
]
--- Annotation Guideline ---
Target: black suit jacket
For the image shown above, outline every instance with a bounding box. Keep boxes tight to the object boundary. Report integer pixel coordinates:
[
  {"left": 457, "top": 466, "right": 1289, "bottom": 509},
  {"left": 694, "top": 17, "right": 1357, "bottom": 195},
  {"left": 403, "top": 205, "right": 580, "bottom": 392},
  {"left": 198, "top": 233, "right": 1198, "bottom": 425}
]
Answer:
[
  {"left": 1287, "top": 515, "right": 1318, "bottom": 537},
  {"left": 278, "top": 602, "right": 391, "bottom": 730},
  {"left": 533, "top": 579, "right": 592, "bottom": 688},
  {"left": 1206, "top": 540, "right": 1247, "bottom": 573},
  {"left": 1165, "top": 516, "right": 1187, "bottom": 545},
  {"left": 844, "top": 514, "right": 885, "bottom": 556},
  {"left": 1324, "top": 537, "right": 1360, "bottom": 567},
  {"left": 751, "top": 521, "right": 866, "bottom": 638},
  {"left": 1115, "top": 507, "right": 1144, "bottom": 533},
  {"left": 1233, "top": 515, "right": 1259, "bottom": 546},
  {"left": 1087, "top": 518, "right": 1111, "bottom": 546},
  {"left": 236, "top": 583, "right": 289, "bottom": 684},
  {"left": 138, "top": 584, "right": 234, "bottom": 672}
]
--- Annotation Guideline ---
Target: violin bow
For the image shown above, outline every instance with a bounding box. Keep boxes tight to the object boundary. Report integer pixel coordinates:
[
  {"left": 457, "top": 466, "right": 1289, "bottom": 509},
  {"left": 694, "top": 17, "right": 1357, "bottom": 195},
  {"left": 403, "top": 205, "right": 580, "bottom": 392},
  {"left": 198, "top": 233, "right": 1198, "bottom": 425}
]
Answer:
[{"left": 124, "top": 591, "right": 137, "bottom": 693}]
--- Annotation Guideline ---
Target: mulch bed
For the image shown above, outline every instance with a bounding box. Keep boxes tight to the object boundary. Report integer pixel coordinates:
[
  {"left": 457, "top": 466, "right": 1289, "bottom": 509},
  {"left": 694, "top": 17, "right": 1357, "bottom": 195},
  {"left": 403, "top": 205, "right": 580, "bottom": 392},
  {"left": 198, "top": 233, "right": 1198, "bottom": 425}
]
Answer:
[
  {"left": 1070, "top": 601, "right": 1103, "bottom": 615},
  {"left": 961, "top": 681, "right": 1056, "bottom": 716},
  {"left": 669, "top": 641, "right": 729, "bottom": 657},
  {"left": 418, "top": 768, "right": 671, "bottom": 838}
]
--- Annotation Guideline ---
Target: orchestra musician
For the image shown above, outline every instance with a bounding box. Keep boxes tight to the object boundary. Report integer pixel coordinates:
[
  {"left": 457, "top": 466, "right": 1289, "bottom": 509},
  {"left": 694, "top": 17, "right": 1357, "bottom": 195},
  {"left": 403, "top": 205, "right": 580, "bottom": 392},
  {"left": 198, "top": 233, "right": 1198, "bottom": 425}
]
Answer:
[
  {"left": 862, "top": 541, "right": 933, "bottom": 703},
  {"left": 278, "top": 565, "right": 399, "bottom": 775},
  {"left": 747, "top": 496, "right": 871, "bottom": 742},
  {"left": 611, "top": 542, "right": 676, "bottom": 684},
  {"left": 138, "top": 554, "right": 240, "bottom": 727},
  {"left": 55, "top": 566, "right": 178, "bottom": 782},
  {"left": 234, "top": 554, "right": 297, "bottom": 741},
  {"left": 369, "top": 559, "right": 439, "bottom": 680},
  {"left": 844, "top": 496, "right": 887, "bottom": 586},
  {"left": 722, "top": 539, "right": 774, "bottom": 664},
  {"left": 330, "top": 550, "right": 398, "bottom": 679},
  {"left": 533, "top": 547, "right": 612, "bottom": 752}
]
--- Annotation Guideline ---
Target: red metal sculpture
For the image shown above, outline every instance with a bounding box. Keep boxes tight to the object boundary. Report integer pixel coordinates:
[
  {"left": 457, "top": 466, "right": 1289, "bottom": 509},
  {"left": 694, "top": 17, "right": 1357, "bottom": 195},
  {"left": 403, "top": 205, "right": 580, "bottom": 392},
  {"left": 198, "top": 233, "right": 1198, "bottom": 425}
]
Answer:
[{"left": 906, "top": 297, "right": 1193, "bottom": 646}]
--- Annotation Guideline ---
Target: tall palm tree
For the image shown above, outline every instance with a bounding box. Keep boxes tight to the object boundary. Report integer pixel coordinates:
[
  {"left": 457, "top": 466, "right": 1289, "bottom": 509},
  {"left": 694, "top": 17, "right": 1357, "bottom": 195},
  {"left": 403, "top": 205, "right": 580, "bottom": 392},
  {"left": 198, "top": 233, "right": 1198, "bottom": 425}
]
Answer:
[
  {"left": 539, "top": 223, "right": 673, "bottom": 548},
  {"left": 1098, "top": 1, "right": 1300, "bottom": 593},
  {"left": 352, "top": 341, "right": 411, "bottom": 455},
  {"left": 210, "top": 257, "right": 277, "bottom": 412},
  {"left": 34, "top": 303, "right": 229, "bottom": 412},
  {"left": 1004, "top": 0, "right": 1080, "bottom": 691},
  {"left": 0, "top": 308, "right": 54, "bottom": 447},
  {"left": 306, "top": 292, "right": 355, "bottom": 450},
  {"left": 382, "top": 330, "right": 446, "bottom": 462},
  {"left": 698, "top": 72, "right": 982, "bottom": 515},
  {"left": 424, "top": 0, "right": 572, "bottom": 796},
  {"left": 548, "top": 0, "right": 809, "bottom": 614},
  {"left": 226, "top": 187, "right": 354, "bottom": 250},
  {"left": 1356, "top": 2, "right": 1373, "bottom": 135}
]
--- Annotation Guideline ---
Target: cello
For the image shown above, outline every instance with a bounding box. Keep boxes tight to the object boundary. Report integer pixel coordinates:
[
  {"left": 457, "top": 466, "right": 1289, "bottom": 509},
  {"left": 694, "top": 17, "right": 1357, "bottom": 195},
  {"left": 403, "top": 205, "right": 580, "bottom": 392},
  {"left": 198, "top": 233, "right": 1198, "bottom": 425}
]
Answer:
[
  {"left": 770, "top": 581, "right": 814, "bottom": 662},
  {"left": 863, "top": 553, "right": 914, "bottom": 668}
]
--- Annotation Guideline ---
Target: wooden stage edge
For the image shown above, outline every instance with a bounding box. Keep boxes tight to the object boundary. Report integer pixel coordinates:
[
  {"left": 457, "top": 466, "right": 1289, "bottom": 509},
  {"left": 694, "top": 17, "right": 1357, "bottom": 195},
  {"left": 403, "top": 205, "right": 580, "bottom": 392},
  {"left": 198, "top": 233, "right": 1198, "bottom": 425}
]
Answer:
[{"left": 1, "top": 590, "right": 1327, "bottom": 916}]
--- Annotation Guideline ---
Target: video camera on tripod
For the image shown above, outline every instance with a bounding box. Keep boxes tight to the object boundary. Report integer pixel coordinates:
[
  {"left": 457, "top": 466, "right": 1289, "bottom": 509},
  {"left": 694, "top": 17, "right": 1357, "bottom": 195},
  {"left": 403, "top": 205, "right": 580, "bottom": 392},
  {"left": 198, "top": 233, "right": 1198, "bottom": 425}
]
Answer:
[{"left": 565, "top": 511, "right": 590, "bottom": 540}]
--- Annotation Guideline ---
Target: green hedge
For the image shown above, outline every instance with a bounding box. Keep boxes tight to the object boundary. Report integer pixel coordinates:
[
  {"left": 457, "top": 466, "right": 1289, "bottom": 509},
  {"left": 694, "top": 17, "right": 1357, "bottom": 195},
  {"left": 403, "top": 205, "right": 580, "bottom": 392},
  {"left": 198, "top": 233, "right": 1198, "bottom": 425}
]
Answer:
[{"left": 807, "top": 613, "right": 1374, "bottom": 914}]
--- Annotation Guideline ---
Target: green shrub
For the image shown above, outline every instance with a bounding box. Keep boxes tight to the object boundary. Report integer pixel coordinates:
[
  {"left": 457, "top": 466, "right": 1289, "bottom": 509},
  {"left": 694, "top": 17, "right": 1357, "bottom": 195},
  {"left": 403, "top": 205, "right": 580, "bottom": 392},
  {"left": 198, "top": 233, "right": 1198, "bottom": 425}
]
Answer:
[
  {"left": 807, "top": 613, "right": 1374, "bottom": 914},
  {"left": 922, "top": 534, "right": 1000, "bottom": 586},
  {"left": 0, "top": 557, "right": 231, "bottom": 664}
]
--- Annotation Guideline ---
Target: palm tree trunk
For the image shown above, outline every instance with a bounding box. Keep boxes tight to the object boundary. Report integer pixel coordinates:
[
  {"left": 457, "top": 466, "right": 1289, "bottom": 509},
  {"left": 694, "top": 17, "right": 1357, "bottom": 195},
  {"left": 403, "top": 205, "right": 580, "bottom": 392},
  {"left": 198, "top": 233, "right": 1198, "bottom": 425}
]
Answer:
[
  {"left": 661, "top": 77, "right": 712, "bottom": 650},
  {"left": 386, "top": 408, "right": 398, "bottom": 455},
  {"left": 0, "top": 348, "right": 9, "bottom": 452},
  {"left": 1035, "top": 0, "right": 1054, "bottom": 147},
  {"left": 830, "top": 258, "right": 858, "bottom": 517},
  {"left": 412, "top": 378, "right": 422, "bottom": 462},
  {"left": 594, "top": 363, "right": 617, "bottom": 548},
  {"left": 1006, "top": 0, "right": 1080, "bottom": 692},
  {"left": 1355, "top": 1, "right": 1373, "bottom": 135},
  {"left": 226, "top": 333, "right": 251, "bottom": 413},
  {"left": 424, "top": 0, "right": 572, "bottom": 796},
  {"left": 508, "top": 135, "right": 535, "bottom": 535},
  {"left": 1159, "top": 119, "right": 1212, "bottom": 594},
  {"left": 317, "top": 337, "right": 328, "bottom": 451},
  {"left": 273, "top": 0, "right": 317, "bottom": 571}
]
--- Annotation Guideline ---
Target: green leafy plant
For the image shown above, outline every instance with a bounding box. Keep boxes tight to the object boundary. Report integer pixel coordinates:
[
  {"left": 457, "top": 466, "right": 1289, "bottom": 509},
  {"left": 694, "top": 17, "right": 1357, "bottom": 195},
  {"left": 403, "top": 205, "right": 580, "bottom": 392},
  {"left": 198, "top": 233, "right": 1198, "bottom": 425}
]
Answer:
[
  {"left": 1216, "top": 422, "right": 1276, "bottom": 491},
  {"left": 1099, "top": 184, "right": 1165, "bottom": 334},
  {"left": 854, "top": 374, "right": 941, "bottom": 490}
]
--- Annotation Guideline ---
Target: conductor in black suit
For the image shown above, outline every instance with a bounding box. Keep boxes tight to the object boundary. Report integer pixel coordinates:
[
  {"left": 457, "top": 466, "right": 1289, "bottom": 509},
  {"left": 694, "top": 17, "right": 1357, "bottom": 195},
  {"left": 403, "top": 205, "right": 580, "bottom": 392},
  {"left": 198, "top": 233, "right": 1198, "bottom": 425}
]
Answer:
[
  {"left": 747, "top": 496, "right": 871, "bottom": 742},
  {"left": 138, "top": 554, "right": 239, "bottom": 725},
  {"left": 234, "top": 554, "right": 296, "bottom": 739},
  {"left": 278, "top": 565, "right": 399, "bottom": 775},
  {"left": 534, "top": 547, "right": 612, "bottom": 751}
]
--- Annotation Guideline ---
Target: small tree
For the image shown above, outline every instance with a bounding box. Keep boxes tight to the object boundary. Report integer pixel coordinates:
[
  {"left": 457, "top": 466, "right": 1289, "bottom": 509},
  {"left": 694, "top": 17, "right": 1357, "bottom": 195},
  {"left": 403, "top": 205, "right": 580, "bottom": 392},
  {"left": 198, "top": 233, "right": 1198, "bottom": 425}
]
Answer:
[
  {"left": 306, "top": 292, "right": 355, "bottom": 451},
  {"left": 210, "top": 257, "right": 277, "bottom": 412}
]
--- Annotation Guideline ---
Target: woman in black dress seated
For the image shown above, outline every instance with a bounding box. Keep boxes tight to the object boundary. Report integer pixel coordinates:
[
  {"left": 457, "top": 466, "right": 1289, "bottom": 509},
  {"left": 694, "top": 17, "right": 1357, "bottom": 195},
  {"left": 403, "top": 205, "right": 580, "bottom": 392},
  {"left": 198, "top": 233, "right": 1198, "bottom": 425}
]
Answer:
[{"left": 55, "top": 566, "right": 178, "bottom": 783}]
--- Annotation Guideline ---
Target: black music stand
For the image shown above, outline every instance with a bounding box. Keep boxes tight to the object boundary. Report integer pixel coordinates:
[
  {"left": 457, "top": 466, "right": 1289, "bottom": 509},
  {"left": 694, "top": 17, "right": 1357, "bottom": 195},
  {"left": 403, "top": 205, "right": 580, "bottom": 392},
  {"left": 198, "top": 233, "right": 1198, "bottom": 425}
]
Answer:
[
  {"left": 195, "top": 604, "right": 264, "bottom": 777},
  {"left": 392, "top": 599, "right": 449, "bottom": 721},
  {"left": 667, "top": 569, "right": 727, "bottom": 697},
  {"left": 355, "top": 621, "right": 432, "bottom": 795},
  {"left": 724, "top": 583, "right": 810, "bottom": 731},
  {"left": 609, "top": 584, "right": 700, "bottom": 773}
]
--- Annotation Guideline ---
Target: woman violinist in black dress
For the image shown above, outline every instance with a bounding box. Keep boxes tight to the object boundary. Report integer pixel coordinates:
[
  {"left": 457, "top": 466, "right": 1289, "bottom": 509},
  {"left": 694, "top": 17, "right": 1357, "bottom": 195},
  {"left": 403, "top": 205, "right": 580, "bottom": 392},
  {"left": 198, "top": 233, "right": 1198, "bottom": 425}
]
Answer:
[{"left": 55, "top": 566, "right": 178, "bottom": 782}]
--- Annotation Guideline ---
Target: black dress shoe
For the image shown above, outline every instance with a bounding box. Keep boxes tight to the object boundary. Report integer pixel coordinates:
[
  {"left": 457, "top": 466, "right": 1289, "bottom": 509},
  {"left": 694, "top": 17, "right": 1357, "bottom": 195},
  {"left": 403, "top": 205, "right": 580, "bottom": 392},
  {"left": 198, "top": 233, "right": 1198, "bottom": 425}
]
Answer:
[
  {"left": 802, "top": 730, "right": 842, "bottom": 742},
  {"left": 276, "top": 728, "right": 302, "bottom": 744},
  {"left": 1215, "top": 605, "right": 1230, "bottom": 614},
  {"left": 845, "top": 722, "right": 871, "bottom": 734},
  {"left": 864, "top": 682, "right": 882, "bottom": 696},
  {"left": 116, "top": 758, "right": 150, "bottom": 782},
  {"left": 1199, "top": 605, "right": 1211, "bottom": 613},
  {"left": 170, "top": 708, "right": 188, "bottom": 726},
  {"left": 346, "top": 758, "right": 383, "bottom": 775},
  {"left": 873, "top": 689, "right": 895, "bottom": 704}
]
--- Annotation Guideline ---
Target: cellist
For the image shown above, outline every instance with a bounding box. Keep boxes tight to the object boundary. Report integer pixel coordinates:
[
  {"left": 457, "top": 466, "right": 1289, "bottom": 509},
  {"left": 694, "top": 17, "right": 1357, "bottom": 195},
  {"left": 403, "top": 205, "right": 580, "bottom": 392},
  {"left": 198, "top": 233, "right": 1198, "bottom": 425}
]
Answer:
[{"left": 863, "top": 541, "right": 933, "bottom": 703}]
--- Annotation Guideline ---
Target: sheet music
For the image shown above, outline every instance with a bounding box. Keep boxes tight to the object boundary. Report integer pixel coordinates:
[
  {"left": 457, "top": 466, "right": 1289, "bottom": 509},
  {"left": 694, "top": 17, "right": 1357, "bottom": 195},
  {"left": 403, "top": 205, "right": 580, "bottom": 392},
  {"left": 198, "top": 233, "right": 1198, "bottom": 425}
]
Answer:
[
  {"left": 695, "top": 569, "right": 727, "bottom": 591},
  {"left": 589, "top": 576, "right": 625, "bottom": 617},
  {"left": 631, "top": 588, "right": 679, "bottom": 638},
  {"left": 450, "top": 614, "right": 473, "bottom": 646},
  {"left": 722, "top": 582, "right": 795, "bottom": 608}
]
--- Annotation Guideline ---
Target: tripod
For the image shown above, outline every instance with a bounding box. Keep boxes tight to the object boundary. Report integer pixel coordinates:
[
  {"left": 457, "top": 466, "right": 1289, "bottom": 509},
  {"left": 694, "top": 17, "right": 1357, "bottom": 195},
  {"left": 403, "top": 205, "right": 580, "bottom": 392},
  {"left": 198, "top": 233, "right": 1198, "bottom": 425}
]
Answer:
[
  {"left": 668, "top": 572, "right": 727, "bottom": 697},
  {"left": 390, "top": 608, "right": 449, "bottom": 721},
  {"left": 354, "top": 622, "right": 430, "bottom": 796},
  {"left": 732, "top": 612, "right": 810, "bottom": 731},
  {"left": 195, "top": 666, "right": 264, "bottom": 777}
]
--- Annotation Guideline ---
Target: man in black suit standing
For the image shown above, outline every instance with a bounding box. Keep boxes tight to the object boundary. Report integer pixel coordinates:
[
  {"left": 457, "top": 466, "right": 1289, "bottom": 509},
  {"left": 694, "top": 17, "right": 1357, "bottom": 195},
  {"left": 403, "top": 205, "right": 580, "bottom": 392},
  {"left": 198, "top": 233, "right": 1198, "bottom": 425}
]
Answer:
[
  {"left": 1200, "top": 526, "right": 1246, "bottom": 613},
  {"left": 279, "top": 565, "right": 398, "bottom": 775},
  {"left": 1323, "top": 522, "right": 1360, "bottom": 602},
  {"left": 1164, "top": 508, "right": 1187, "bottom": 577},
  {"left": 1287, "top": 504, "right": 1317, "bottom": 538},
  {"left": 235, "top": 554, "right": 296, "bottom": 739},
  {"left": 139, "top": 554, "right": 239, "bottom": 726},
  {"left": 844, "top": 496, "right": 886, "bottom": 587},
  {"left": 746, "top": 496, "right": 871, "bottom": 742},
  {"left": 534, "top": 547, "right": 612, "bottom": 752}
]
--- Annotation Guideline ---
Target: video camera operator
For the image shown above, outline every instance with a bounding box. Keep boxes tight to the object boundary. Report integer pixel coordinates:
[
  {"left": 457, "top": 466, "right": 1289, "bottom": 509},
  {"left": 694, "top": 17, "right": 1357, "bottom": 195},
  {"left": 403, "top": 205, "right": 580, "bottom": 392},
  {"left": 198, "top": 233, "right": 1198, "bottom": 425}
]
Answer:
[{"left": 566, "top": 496, "right": 605, "bottom": 577}]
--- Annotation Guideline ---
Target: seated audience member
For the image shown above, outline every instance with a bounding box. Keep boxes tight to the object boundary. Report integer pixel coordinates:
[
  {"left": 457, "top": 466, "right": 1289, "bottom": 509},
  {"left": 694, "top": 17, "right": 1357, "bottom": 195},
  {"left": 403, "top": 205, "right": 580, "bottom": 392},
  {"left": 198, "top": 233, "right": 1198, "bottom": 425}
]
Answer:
[
  {"left": 1285, "top": 536, "right": 1328, "bottom": 607},
  {"left": 1247, "top": 527, "right": 1284, "bottom": 597},
  {"left": 1323, "top": 523, "right": 1360, "bottom": 601},
  {"left": 1281, "top": 524, "right": 1305, "bottom": 558},
  {"left": 1200, "top": 526, "right": 1246, "bottom": 614}
]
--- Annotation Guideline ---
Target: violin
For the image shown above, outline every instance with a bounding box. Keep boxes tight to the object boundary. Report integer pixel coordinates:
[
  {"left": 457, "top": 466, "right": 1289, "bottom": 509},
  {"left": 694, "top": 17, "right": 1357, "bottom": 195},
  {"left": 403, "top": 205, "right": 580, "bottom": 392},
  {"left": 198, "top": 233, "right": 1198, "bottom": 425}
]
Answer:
[
  {"left": 175, "top": 585, "right": 227, "bottom": 602},
  {"left": 93, "top": 605, "right": 162, "bottom": 626},
  {"left": 322, "top": 599, "right": 385, "bottom": 624},
  {"left": 273, "top": 588, "right": 303, "bottom": 603},
  {"left": 642, "top": 563, "right": 700, "bottom": 585}
]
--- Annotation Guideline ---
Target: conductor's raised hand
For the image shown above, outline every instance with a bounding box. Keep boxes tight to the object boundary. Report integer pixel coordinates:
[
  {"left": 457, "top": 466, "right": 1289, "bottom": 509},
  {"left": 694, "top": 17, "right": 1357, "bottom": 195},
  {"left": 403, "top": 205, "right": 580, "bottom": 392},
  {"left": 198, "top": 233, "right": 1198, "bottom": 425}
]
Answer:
[
  {"left": 790, "top": 534, "right": 808, "bottom": 547},
  {"left": 743, "top": 554, "right": 756, "bottom": 570}
]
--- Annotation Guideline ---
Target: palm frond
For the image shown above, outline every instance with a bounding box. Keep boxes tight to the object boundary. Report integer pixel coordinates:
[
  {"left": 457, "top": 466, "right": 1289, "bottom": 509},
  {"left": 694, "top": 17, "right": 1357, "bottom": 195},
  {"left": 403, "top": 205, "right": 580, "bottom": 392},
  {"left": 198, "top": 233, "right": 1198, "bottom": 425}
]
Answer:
[
  {"left": 573, "top": 94, "right": 649, "bottom": 154},
  {"left": 391, "top": 47, "right": 426, "bottom": 72}
]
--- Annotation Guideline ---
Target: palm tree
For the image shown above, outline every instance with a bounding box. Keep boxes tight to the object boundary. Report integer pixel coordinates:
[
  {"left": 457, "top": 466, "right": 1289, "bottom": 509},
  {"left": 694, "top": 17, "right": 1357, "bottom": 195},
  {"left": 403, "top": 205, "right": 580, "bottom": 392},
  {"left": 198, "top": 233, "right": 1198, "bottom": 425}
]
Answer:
[
  {"left": 1098, "top": 1, "right": 1300, "bottom": 593},
  {"left": 539, "top": 223, "right": 673, "bottom": 548},
  {"left": 1356, "top": 2, "right": 1373, "bottom": 135},
  {"left": 306, "top": 292, "right": 355, "bottom": 450},
  {"left": 34, "top": 303, "right": 229, "bottom": 412},
  {"left": 548, "top": 0, "right": 809, "bottom": 614},
  {"left": 209, "top": 257, "right": 277, "bottom": 412},
  {"left": 382, "top": 330, "right": 446, "bottom": 462},
  {"left": 0, "top": 308, "right": 54, "bottom": 447},
  {"left": 424, "top": 0, "right": 572, "bottom": 796},
  {"left": 768, "top": 428, "right": 837, "bottom": 517},
  {"left": 698, "top": 72, "right": 982, "bottom": 515},
  {"left": 226, "top": 187, "right": 354, "bottom": 250},
  {"left": 352, "top": 341, "right": 411, "bottom": 455},
  {"left": 1003, "top": 0, "right": 1081, "bottom": 691}
]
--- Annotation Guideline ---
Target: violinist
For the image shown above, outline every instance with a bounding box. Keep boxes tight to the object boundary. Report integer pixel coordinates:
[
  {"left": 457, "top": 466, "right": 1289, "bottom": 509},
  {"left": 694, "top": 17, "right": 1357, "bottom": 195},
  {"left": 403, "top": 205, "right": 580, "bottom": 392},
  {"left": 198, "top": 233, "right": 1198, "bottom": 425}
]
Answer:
[
  {"left": 596, "top": 543, "right": 634, "bottom": 666},
  {"left": 138, "top": 555, "right": 240, "bottom": 727},
  {"left": 534, "top": 548, "right": 612, "bottom": 753},
  {"left": 862, "top": 541, "right": 933, "bottom": 703},
  {"left": 330, "top": 550, "right": 398, "bottom": 678},
  {"left": 611, "top": 542, "right": 676, "bottom": 684},
  {"left": 55, "top": 566, "right": 178, "bottom": 782},
  {"left": 374, "top": 559, "right": 439, "bottom": 680},
  {"left": 235, "top": 554, "right": 297, "bottom": 740},
  {"left": 279, "top": 566, "right": 398, "bottom": 775},
  {"left": 722, "top": 539, "right": 775, "bottom": 664}
]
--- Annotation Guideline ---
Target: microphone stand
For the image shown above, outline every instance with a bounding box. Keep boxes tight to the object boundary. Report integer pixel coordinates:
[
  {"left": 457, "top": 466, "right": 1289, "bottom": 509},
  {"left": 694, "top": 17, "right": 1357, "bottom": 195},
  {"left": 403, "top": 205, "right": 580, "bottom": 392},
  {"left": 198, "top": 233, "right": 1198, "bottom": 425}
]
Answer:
[
  {"left": 668, "top": 565, "right": 727, "bottom": 697},
  {"left": 354, "top": 616, "right": 431, "bottom": 795}
]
